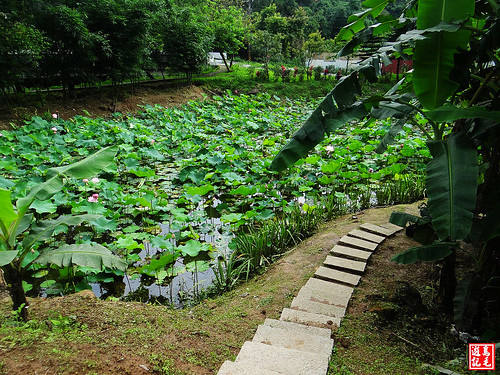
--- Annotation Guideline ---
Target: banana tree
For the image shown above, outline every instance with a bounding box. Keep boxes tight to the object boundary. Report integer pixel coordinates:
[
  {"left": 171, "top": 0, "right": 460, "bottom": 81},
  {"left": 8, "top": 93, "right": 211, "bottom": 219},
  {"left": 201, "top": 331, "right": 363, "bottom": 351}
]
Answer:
[
  {"left": 271, "top": 0, "right": 499, "bottom": 331},
  {"left": 0, "top": 146, "right": 126, "bottom": 320}
]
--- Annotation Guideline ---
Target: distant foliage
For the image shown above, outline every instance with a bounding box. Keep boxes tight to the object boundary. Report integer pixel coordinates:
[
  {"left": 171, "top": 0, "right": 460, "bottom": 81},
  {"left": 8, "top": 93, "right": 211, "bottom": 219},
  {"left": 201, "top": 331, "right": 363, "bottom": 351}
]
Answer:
[{"left": 0, "top": 0, "right": 247, "bottom": 97}]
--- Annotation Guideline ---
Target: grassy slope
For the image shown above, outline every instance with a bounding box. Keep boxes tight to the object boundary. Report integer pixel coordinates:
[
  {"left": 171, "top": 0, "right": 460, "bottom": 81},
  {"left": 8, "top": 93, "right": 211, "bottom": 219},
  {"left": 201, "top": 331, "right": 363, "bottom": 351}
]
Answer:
[
  {"left": 0, "top": 71, "right": 461, "bottom": 374},
  {"left": 0, "top": 203, "right": 456, "bottom": 375}
]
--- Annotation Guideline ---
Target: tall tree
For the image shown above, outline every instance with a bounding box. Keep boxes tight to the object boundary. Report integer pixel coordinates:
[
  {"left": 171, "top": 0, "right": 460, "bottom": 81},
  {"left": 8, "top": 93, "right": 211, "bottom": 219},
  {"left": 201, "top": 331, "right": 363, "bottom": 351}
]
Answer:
[
  {"left": 0, "top": 14, "right": 46, "bottom": 96},
  {"left": 161, "top": 6, "right": 213, "bottom": 83},
  {"left": 208, "top": 1, "right": 247, "bottom": 71}
]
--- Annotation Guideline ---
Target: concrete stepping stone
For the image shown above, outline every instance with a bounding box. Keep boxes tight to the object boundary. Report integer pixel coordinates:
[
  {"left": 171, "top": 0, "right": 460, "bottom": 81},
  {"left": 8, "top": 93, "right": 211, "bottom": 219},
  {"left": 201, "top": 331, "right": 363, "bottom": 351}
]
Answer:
[
  {"left": 291, "top": 295, "right": 346, "bottom": 318},
  {"left": 281, "top": 308, "right": 341, "bottom": 328},
  {"left": 263, "top": 318, "right": 331, "bottom": 338},
  {"left": 217, "top": 361, "right": 283, "bottom": 375},
  {"left": 217, "top": 221, "right": 394, "bottom": 375},
  {"left": 297, "top": 278, "right": 353, "bottom": 307},
  {"left": 314, "top": 266, "right": 361, "bottom": 286},
  {"left": 347, "top": 229, "right": 385, "bottom": 244},
  {"left": 235, "top": 341, "right": 329, "bottom": 375},
  {"left": 218, "top": 360, "right": 282, "bottom": 375},
  {"left": 338, "top": 235, "right": 377, "bottom": 251},
  {"left": 359, "top": 222, "right": 393, "bottom": 237},
  {"left": 252, "top": 324, "right": 334, "bottom": 356},
  {"left": 380, "top": 222, "right": 403, "bottom": 233},
  {"left": 323, "top": 255, "right": 366, "bottom": 274},
  {"left": 331, "top": 245, "right": 371, "bottom": 261}
]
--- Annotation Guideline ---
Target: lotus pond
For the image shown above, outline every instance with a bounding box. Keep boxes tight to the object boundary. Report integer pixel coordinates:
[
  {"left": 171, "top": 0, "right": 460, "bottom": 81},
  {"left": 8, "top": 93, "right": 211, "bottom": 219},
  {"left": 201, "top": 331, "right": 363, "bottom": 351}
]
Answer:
[{"left": 0, "top": 92, "right": 430, "bottom": 305}]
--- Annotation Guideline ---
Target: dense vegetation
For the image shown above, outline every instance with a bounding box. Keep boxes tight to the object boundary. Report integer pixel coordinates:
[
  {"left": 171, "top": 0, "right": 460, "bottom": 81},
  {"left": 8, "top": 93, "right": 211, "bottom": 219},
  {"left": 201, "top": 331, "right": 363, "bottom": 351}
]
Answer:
[
  {"left": 0, "top": 91, "right": 427, "bottom": 318},
  {"left": 1, "top": 0, "right": 410, "bottom": 101},
  {"left": 0, "top": 0, "right": 498, "bottom": 359},
  {"left": 274, "top": 0, "right": 500, "bottom": 339}
]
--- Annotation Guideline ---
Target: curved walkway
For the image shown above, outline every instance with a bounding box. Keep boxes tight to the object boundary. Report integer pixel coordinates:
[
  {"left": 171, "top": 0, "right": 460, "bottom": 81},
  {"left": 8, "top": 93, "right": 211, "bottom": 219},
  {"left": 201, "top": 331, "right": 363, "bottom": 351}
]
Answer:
[{"left": 217, "top": 222, "right": 403, "bottom": 375}]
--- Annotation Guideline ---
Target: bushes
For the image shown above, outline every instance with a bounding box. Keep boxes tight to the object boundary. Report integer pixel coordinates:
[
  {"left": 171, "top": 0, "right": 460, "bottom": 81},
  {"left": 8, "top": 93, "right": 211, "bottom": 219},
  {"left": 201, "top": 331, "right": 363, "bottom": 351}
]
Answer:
[{"left": 0, "top": 0, "right": 242, "bottom": 98}]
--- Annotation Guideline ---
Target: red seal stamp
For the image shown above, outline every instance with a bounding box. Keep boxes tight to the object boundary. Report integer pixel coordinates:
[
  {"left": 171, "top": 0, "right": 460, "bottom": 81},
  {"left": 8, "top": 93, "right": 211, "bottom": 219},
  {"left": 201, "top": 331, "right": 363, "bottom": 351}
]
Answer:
[{"left": 468, "top": 343, "right": 495, "bottom": 370}]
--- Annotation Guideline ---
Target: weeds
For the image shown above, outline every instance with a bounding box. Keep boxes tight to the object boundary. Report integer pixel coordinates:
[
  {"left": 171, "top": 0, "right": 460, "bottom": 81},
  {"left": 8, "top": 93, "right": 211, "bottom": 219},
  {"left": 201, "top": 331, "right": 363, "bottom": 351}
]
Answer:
[
  {"left": 149, "top": 354, "right": 185, "bottom": 375},
  {"left": 211, "top": 173, "right": 425, "bottom": 295}
]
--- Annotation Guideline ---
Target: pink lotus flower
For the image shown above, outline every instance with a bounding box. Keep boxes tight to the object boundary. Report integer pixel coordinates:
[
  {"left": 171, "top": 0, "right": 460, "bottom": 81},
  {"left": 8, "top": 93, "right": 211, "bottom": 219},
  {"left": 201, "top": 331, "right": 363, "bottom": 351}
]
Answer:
[
  {"left": 0, "top": 132, "right": 2, "bottom": 137},
  {"left": 151, "top": 139, "right": 155, "bottom": 144},
  {"left": 87, "top": 193, "right": 99, "bottom": 203},
  {"left": 51, "top": 127, "right": 57, "bottom": 133},
  {"left": 91, "top": 177, "right": 100, "bottom": 183},
  {"left": 52, "top": 113, "right": 58, "bottom": 119},
  {"left": 325, "top": 145, "right": 334, "bottom": 153},
  {"left": 369, "top": 168, "right": 374, "bottom": 173},
  {"left": 83, "top": 178, "right": 89, "bottom": 183}
]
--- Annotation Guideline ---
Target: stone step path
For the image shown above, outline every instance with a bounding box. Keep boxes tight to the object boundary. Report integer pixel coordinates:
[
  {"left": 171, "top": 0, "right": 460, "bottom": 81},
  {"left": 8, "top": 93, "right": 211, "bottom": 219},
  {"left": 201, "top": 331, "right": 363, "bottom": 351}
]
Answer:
[{"left": 217, "top": 222, "right": 402, "bottom": 375}]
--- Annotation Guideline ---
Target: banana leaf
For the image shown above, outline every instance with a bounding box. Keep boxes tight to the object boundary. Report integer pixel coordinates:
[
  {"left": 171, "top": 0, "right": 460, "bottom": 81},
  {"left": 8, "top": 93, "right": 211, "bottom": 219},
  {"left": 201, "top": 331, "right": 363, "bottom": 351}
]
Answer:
[
  {"left": 36, "top": 243, "right": 127, "bottom": 271},
  {"left": 413, "top": 0, "right": 475, "bottom": 110},
  {"left": 391, "top": 242, "right": 456, "bottom": 264},
  {"left": 22, "top": 214, "right": 100, "bottom": 253},
  {"left": 270, "top": 73, "right": 369, "bottom": 172},
  {"left": 426, "top": 133, "right": 478, "bottom": 241},
  {"left": 336, "top": 0, "right": 390, "bottom": 42}
]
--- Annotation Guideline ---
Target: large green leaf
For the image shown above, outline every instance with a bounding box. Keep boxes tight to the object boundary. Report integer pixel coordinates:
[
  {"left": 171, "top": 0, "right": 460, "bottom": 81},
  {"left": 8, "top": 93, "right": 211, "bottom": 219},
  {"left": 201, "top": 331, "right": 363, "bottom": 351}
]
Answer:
[
  {"left": 0, "top": 189, "right": 18, "bottom": 236},
  {"left": 30, "top": 199, "right": 57, "bottom": 214},
  {"left": 22, "top": 214, "right": 100, "bottom": 253},
  {"left": 390, "top": 211, "right": 430, "bottom": 227},
  {"left": 35, "top": 243, "right": 127, "bottom": 271},
  {"left": 15, "top": 146, "right": 118, "bottom": 215},
  {"left": 336, "top": 0, "right": 390, "bottom": 42},
  {"left": 427, "top": 104, "right": 500, "bottom": 122},
  {"left": 15, "top": 176, "right": 64, "bottom": 215},
  {"left": 338, "top": 18, "right": 399, "bottom": 57},
  {"left": 46, "top": 145, "right": 118, "bottom": 180},
  {"left": 0, "top": 250, "right": 18, "bottom": 267},
  {"left": 178, "top": 240, "right": 203, "bottom": 257},
  {"left": 426, "top": 133, "right": 478, "bottom": 241},
  {"left": 391, "top": 242, "right": 456, "bottom": 264},
  {"left": 413, "top": 0, "right": 475, "bottom": 110},
  {"left": 141, "top": 253, "right": 176, "bottom": 274},
  {"left": 378, "top": 21, "right": 461, "bottom": 61},
  {"left": 270, "top": 73, "right": 369, "bottom": 172}
]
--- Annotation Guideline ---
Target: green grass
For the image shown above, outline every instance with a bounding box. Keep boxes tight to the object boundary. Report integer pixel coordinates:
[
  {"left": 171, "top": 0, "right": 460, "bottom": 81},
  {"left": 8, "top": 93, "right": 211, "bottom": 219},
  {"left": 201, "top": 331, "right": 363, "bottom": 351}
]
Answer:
[
  {"left": 196, "top": 63, "right": 338, "bottom": 99},
  {"left": 328, "top": 308, "right": 432, "bottom": 375}
]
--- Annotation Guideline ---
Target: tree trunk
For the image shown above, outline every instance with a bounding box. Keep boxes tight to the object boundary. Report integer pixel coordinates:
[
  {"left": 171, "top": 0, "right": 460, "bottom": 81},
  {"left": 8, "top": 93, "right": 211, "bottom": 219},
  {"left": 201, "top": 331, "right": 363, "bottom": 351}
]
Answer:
[
  {"left": 396, "top": 57, "right": 401, "bottom": 81},
  {"left": 438, "top": 252, "right": 456, "bottom": 314},
  {"left": 2, "top": 263, "right": 29, "bottom": 321},
  {"left": 220, "top": 52, "right": 231, "bottom": 72}
]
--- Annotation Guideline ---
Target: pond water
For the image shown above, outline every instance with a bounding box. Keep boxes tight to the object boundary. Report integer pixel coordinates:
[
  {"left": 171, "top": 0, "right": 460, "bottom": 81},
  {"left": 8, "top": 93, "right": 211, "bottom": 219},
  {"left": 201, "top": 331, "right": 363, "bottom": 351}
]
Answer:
[
  {"left": 37, "top": 181, "right": 414, "bottom": 306},
  {"left": 89, "top": 219, "right": 233, "bottom": 307}
]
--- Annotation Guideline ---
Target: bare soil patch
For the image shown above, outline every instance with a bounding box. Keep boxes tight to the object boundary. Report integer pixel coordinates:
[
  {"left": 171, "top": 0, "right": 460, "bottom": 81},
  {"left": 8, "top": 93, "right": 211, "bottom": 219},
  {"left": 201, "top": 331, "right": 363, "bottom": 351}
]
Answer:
[{"left": 0, "top": 84, "right": 207, "bottom": 130}]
